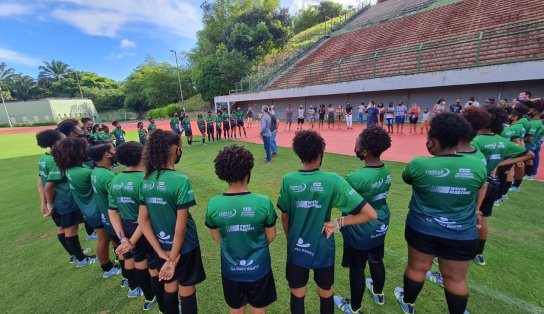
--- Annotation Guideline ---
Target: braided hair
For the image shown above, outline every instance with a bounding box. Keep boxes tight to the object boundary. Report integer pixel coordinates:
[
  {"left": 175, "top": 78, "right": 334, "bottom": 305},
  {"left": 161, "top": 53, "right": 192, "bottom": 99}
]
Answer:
[{"left": 143, "top": 129, "right": 180, "bottom": 179}]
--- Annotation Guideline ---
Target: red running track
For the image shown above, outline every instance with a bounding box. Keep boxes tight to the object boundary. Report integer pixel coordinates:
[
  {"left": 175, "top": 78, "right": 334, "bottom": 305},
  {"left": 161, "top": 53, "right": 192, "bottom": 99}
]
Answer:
[{"left": 2, "top": 119, "right": 542, "bottom": 180}]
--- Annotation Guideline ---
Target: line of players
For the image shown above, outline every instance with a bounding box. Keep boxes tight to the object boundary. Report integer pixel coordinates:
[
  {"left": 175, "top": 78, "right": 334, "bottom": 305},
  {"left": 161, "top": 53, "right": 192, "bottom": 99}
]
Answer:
[{"left": 35, "top": 98, "right": 542, "bottom": 314}]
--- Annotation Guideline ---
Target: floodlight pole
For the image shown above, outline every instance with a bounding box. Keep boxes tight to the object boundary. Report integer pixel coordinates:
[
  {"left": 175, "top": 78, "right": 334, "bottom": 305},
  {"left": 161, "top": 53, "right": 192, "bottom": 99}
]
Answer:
[
  {"left": 170, "top": 50, "right": 185, "bottom": 108},
  {"left": 74, "top": 71, "right": 84, "bottom": 99},
  {"left": 0, "top": 86, "right": 12, "bottom": 127}
]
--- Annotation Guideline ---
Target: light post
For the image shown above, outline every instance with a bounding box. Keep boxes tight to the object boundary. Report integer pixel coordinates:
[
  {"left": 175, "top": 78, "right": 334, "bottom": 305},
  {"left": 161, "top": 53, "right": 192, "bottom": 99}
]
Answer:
[
  {"left": 0, "top": 86, "right": 12, "bottom": 127},
  {"left": 170, "top": 50, "right": 184, "bottom": 108},
  {"left": 73, "top": 70, "right": 84, "bottom": 99}
]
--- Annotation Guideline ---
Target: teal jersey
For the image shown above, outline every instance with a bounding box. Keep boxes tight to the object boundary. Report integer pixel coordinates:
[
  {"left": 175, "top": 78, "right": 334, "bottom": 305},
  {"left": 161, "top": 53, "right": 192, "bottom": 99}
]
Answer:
[
  {"left": 148, "top": 123, "right": 157, "bottom": 132},
  {"left": 170, "top": 117, "right": 179, "bottom": 126},
  {"left": 206, "top": 192, "right": 277, "bottom": 282},
  {"left": 519, "top": 117, "right": 530, "bottom": 131},
  {"left": 471, "top": 134, "right": 526, "bottom": 174},
  {"left": 182, "top": 117, "right": 191, "bottom": 128},
  {"left": 138, "top": 169, "right": 198, "bottom": 253},
  {"left": 525, "top": 119, "right": 543, "bottom": 150},
  {"left": 102, "top": 132, "right": 115, "bottom": 142},
  {"left": 39, "top": 153, "right": 78, "bottom": 214},
  {"left": 236, "top": 111, "right": 244, "bottom": 119},
  {"left": 342, "top": 165, "right": 391, "bottom": 250},
  {"left": 458, "top": 148, "right": 487, "bottom": 167},
  {"left": 109, "top": 171, "right": 144, "bottom": 222},
  {"left": 91, "top": 166, "right": 116, "bottom": 233},
  {"left": 402, "top": 155, "right": 486, "bottom": 240},
  {"left": 111, "top": 128, "right": 125, "bottom": 140},
  {"left": 197, "top": 118, "right": 205, "bottom": 126},
  {"left": 277, "top": 170, "right": 365, "bottom": 269},
  {"left": 66, "top": 166, "right": 101, "bottom": 226},
  {"left": 206, "top": 116, "right": 215, "bottom": 126},
  {"left": 222, "top": 114, "right": 230, "bottom": 121},
  {"left": 90, "top": 133, "right": 101, "bottom": 140}
]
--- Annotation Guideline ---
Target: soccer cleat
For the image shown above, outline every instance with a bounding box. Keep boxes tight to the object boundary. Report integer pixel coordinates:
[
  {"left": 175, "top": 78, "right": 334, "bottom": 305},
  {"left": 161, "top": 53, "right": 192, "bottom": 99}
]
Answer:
[
  {"left": 426, "top": 271, "right": 444, "bottom": 287},
  {"left": 103, "top": 266, "right": 121, "bottom": 278},
  {"left": 523, "top": 175, "right": 534, "bottom": 180},
  {"left": 333, "top": 296, "right": 360, "bottom": 313},
  {"left": 509, "top": 186, "right": 521, "bottom": 192},
  {"left": 127, "top": 287, "right": 142, "bottom": 298},
  {"left": 143, "top": 297, "right": 156, "bottom": 311},
  {"left": 120, "top": 278, "right": 129, "bottom": 288},
  {"left": 86, "top": 231, "right": 97, "bottom": 241},
  {"left": 394, "top": 287, "right": 415, "bottom": 314},
  {"left": 473, "top": 254, "right": 486, "bottom": 266},
  {"left": 76, "top": 256, "right": 97, "bottom": 268},
  {"left": 366, "top": 278, "right": 385, "bottom": 305},
  {"left": 494, "top": 199, "right": 502, "bottom": 206},
  {"left": 69, "top": 255, "right": 76, "bottom": 263},
  {"left": 433, "top": 257, "right": 439, "bottom": 266},
  {"left": 502, "top": 194, "right": 509, "bottom": 200},
  {"left": 83, "top": 247, "right": 92, "bottom": 255}
]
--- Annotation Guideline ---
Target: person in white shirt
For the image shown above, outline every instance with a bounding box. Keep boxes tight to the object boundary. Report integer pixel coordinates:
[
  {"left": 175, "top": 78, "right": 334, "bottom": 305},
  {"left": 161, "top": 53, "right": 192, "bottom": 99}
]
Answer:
[
  {"left": 464, "top": 96, "right": 480, "bottom": 108},
  {"left": 358, "top": 102, "right": 366, "bottom": 124},
  {"left": 307, "top": 106, "right": 316, "bottom": 129},
  {"left": 297, "top": 105, "right": 305, "bottom": 130}
]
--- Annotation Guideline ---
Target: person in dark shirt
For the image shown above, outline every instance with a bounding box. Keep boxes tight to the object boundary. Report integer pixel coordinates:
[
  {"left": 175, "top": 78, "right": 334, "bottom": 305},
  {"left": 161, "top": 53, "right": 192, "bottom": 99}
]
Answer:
[
  {"left": 366, "top": 101, "right": 379, "bottom": 128},
  {"left": 450, "top": 98, "right": 463, "bottom": 113},
  {"left": 346, "top": 102, "right": 354, "bottom": 129}
]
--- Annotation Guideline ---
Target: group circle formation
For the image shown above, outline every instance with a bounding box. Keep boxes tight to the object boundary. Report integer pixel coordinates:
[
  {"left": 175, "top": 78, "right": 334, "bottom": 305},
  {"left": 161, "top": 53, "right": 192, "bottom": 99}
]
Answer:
[{"left": 36, "top": 94, "right": 543, "bottom": 314}]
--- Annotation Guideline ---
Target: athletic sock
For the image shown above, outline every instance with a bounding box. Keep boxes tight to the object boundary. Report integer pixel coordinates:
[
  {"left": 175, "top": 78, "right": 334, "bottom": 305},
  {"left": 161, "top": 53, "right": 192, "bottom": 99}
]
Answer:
[
  {"left": 57, "top": 233, "right": 72, "bottom": 256},
  {"left": 290, "top": 294, "right": 305, "bottom": 314},
  {"left": 101, "top": 261, "right": 114, "bottom": 272},
  {"left": 163, "top": 291, "right": 179, "bottom": 314},
  {"left": 319, "top": 296, "right": 334, "bottom": 314},
  {"left": 202, "top": 138, "right": 205, "bottom": 144},
  {"left": 444, "top": 289, "right": 469, "bottom": 314},
  {"left": 403, "top": 275, "right": 424, "bottom": 304},
  {"left": 151, "top": 276, "right": 165, "bottom": 312},
  {"left": 180, "top": 292, "right": 197, "bottom": 314},
  {"left": 65, "top": 235, "right": 86, "bottom": 261},
  {"left": 126, "top": 268, "right": 138, "bottom": 290},
  {"left": 503, "top": 181, "right": 512, "bottom": 196},
  {"left": 513, "top": 179, "right": 522, "bottom": 188},
  {"left": 525, "top": 165, "right": 534, "bottom": 177},
  {"left": 84, "top": 220, "right": 94, "bottom": 236},
  {"left": 349, "top": 268, "right": 365, "bottom": 310},
  {"left": 369, "top": 260, "right": 386, "bottom": 294},
  {"left": 477, "top": 239, "right": 486, "bottom": 255},
  {"left": 135, "top": 269, "right": 154, "bottom": 300},
  {"left": 119, "top": 259, "right": 127, "bottom": 279}
]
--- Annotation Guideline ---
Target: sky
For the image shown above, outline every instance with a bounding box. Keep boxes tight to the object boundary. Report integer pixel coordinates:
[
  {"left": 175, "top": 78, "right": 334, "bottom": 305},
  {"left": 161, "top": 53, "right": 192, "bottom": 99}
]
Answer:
[{"left": 0, "top": 0, "right": 369, "bottom": 81}]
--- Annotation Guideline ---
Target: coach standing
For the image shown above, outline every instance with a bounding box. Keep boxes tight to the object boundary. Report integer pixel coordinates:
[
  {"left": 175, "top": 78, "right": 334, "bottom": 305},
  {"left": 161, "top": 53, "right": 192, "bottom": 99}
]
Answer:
[
  {"left": 261, "top": 106, "right": 272, "bottom": 163},
  {"left": 345, "top": 102, "right": 354, "bottom": 129}
]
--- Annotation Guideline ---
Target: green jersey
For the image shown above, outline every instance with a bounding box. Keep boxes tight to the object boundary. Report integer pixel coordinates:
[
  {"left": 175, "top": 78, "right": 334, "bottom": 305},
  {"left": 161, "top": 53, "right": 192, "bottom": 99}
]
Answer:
[
  {"left": 111, "top": 128, "right": 126, "bottom": 144},
  {"left": 206, "top": 192, "right": 277, "bottom": 282},
  {"left": 525, "top": 119, "right": 543, "bottom": 150},
  {"left": 38, "top": 153, "right": 78, "bottom": 214},
  {"left": 91, "top": 166, "right": 116, "bottom": 234},
  {"left": 206, "top": 116, "right": 215, "bottom": 125},
  {"left": 507, "top": 123, "right": 526, "bottom": 139},
  {"left": 519, "top": 117, "right": 530, "bottom": 131},
  {"left": 109, "top": 171, "right": 144, "bottom": 222},
  {"left": 458, "top": 148, "right": 487, "bottom": 167},
  {"left": 343, "top": 165, "right": 391, "bottom": 250},
  {"left": 148, "top": 123, "right": 157, "bottom": 132},
  {"left": 499, "top": 125, "right": 512, "bottom": 139},
  {"left": 277, "top": 170, "right": 365, "bottom": 269},
  {"left": 182, "top": 117, "right": 191, "bottom": 130},
  {"left": 222, "top": 114, "right": 230, "bottom": 121},
  {"left": 102, "top": 132, "right": 115, "bottom": 142},
  {"left": 90, "top": 133, "right": 101, "bottom": 140},
  {"left": 170, "top": 117, "right": 179, "bottom": 127},
  {"left": 402, "top": 155, "right": 486, "bottom": 240},
  {"left": 235, "top": 111, "right": 244, "bottom": 119},
  {"left": 66, "top": 166, "right": 102, "bottom": 227},
  {"left": 471, "top": 134, "right": 526, "bottom": 175},
  {"left": 138, "top": 169, "right": 198, "bottom": 253},
  {"left": 197, "top": 118, "right": 205, "bottom": 126},
  {"left": 138, "top": 128, "right": 148, "bottom": 143}
]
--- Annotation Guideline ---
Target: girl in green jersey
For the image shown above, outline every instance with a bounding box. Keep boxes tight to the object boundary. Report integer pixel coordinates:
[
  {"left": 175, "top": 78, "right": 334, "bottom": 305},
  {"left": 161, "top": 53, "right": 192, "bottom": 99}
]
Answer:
[{"left": 137, "top": 122, "right": 148, "bottom": 144}]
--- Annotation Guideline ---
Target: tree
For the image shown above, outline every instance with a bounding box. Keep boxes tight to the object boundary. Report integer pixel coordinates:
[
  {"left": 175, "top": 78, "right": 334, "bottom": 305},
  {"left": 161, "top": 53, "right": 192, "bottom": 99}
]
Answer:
[
  {"left": 6, "top": 74, "right": 42, "bottom": 101},
  {"left": 48, "top": 71, "right": 120, "bottom": 98},
  {"left": 293, "top": 1, "right": 346, "bottom": 34},
  {"left": 38, "top": 60, "right": 70, "bottom": 87},
  {"left": 0, "top": 62, "right": 15, "bottom": 101}
]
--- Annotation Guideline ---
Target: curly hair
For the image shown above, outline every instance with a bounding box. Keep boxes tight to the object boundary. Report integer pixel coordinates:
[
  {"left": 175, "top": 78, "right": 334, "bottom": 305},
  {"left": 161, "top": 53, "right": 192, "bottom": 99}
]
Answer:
[
  {"left": 52, "top": 137, "right": 88, "bottom": 171},
  {"left": 429, "top": 113, "right": 471, "bottom": 149},
  {"left": 87, "top": 142, "right": 113, "bottom": 162},
  {"left": 526, "top": 98, "right": 544, "bottom": 113},
  {"left": 511, "top": 104, "right": 529, "bottom": 119},
  {"left": 462, "top": 106, "right": 492, "bottom": 138},
  {"left": 116, "top": 142, "right": 144, "bottom": 167},
  {"left": 143, "top": 129, "right": 180, "bottom": 179},
  {"left": 484, "top": 106, "right": 508, "bottom": 134},
  {"left": 214, "top": 145, "right": 254, "bottom": 183},
  {"left": 355, "top": 126, "right": 391, "bottom": 159},
  {"left": 56, "top": 119, "right": 80, "bottom": 137},
  {"left": 36, "top": 129, "right": 63, "bottom": 148},
  {"left": 292, "top": 130, "right": 326, "bottom": 163}
]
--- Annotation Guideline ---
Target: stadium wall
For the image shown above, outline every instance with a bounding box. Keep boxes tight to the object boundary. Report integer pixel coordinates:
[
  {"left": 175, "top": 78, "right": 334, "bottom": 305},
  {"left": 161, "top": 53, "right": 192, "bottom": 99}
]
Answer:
[
  {"left": 0, "top": 98, "right": 99, "bottom": 125},
  {"left": 215, "top": 60, "right": 544, "bottom": 119}
]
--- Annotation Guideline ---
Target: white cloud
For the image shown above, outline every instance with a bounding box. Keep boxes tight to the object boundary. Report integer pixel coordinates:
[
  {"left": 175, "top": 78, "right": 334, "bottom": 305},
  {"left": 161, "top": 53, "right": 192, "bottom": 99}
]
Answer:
[
  {"left": 46, "top": 0, "right": 202, "bottom": 39},
  {"left": 0, "top": 3, "right": 32, "bottom": 17},
  {"left": 120, "top": 39, "right": 136, "bottom": 48},
  {"left": 105, "top": 52, "right": 135, "bottom": 61},
  {"left": 0, "top": 48, "right": 41, "bottom": 66}
]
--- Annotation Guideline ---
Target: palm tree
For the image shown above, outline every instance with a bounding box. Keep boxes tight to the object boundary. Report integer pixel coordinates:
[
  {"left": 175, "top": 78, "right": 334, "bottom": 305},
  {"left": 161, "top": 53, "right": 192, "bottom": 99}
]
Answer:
[
  {"left": 7, "top": 73, "right": 41, "bottom": 101},
  {"left": 0, "top": 62, "right": 14, "bottom": 87},
  {"left": 38, "top": 60, "right": 70, "bottom": 87}
]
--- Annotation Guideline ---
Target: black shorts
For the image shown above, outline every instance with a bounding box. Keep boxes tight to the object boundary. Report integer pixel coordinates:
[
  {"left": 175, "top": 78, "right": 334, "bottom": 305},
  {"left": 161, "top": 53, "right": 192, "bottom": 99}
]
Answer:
[
  {"left": 297, "top": 118, "right": 304, "bottom": 124},
  {"left": 286, "top": 263, "right": 334, "bottom": 290},
  {"left": 480, "top": 179, "right": 499, "bottom": 217},
  {"left": 222, "top": 271, "right": 277, "bottom": 309},
  {"left": 223, "top": 122, "right": 230, "bottom": 130},
  {"left": 51, "top": 210, "right": 82, "bottom": 229},
  {"left": 237, "top": 119, "right": 244, "bottom": 126},
  {"left": 122, "top": 221, "right": 157, "bottom": 267},
  {"left": 157, "top": 246, "right": 206, "bottom": 286},
  {"left": 409, "top": 116, "right": 419, "bottom": 124},
  {"left": 342, "top": 242, "right": 384, "bottom": 269},
  {"left": 184, "top": 128, "right": 192, "bottom": 136},
  {"left": 405, "top": 226, "right": 478, "bottom": 261},
  {"left": 207, "top": 125, "right": 214, "bottom": 133},
  {"left": 198, "top": 127, "right": 206, "bottom": 134}
]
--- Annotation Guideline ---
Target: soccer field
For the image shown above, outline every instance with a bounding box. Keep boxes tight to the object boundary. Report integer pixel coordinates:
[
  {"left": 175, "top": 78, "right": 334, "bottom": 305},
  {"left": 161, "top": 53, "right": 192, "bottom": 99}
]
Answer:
[{"left": 0, "top": 132, "right": 543, "bottom": 313}]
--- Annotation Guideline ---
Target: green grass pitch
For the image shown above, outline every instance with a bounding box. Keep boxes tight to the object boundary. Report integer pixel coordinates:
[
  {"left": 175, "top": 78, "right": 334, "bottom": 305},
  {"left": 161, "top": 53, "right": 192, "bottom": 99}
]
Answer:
[{"left": 0, "top": 132, "right": 542, "bottom": 313}]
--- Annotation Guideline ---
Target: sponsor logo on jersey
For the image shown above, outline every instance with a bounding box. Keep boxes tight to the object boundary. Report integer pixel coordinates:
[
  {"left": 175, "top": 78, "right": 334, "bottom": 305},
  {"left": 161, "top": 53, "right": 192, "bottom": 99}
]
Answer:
[
  {"left": 349, "top": 188, "right": 356, "bottom": 195},
  {"left": 157, "top": 181, "right": 166, "bottom": 191},
  {"left": 241, "top": 207, "right": 255, "bottom": 217},
  {"left": 219, "top": 209, "right": 237, "bottom": 218},
  {"left": 124, "top": 182, "right": 133, "bottom": 191},
  {"left": 226, "top": 224, "right": 255, "bottom": 232},
  {"left": 371, "top": 178, "right": 384, "bottom": 189},
  {"left": 157, "top": 231, "right": 173, "bottom": 245},
  {"left": 498, "top": 142, "right": 505, "bottom": 149},
  {"left": 372, "top": 191, "right": 388, "bottom": 202},
  {"left": 425, "top": 168, "right": 451, "bottom": 178},
  {"left": 310, "top": 182, "right": 324, "bottom": 192},
  {"left": 489, "top": 154, "right": 501, "bottom": 160},
  {"left": 484, "top": 143, "right": 497, "bottom": 149},
  {"left": 385, "top": 175, "right": 392, "bottom": 184},
  {"left": 239, "top": 259, "right": 254, "bottom": 266},
  {"left": 296, "top": 200, "right": 322, "bottom": 209},
  {"left": 455, "top": 168, "right": 475, "bottom": 179},
  {"left": 289, "top": 183, "right": 306, "bottom": 193},
  {"left": 296, "top": 238, "right": 310, "bottom": 248},
  {"left": 112, "top": 182, "right": 124, "bottom": 190},
  {"left": 117, "top": 197, "right": 135, "bottom": 204},
  {"left": 143, "top": 182, "right": 155, "bottom": 190},
  {"left": 146, "top": 197, "right": 167, "bottom": 205},
  {"left": 429, "top": 186, "right": 471, "bottom": 195},
  {"left": 371, "top": 224, "right": 389, "bottom": 239},
  {"left": 431, "top": 217, "right": 462, "bottom": 229}
]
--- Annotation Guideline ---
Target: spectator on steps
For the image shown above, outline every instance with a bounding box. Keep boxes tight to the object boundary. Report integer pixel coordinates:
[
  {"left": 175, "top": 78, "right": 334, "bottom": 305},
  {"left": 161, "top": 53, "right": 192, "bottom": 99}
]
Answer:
[
  {"left": 358, "top": 102, "right": 366, "bottom": 124},
  {"left": 450, "top": 98, "right": 463, "bottom": 113}
]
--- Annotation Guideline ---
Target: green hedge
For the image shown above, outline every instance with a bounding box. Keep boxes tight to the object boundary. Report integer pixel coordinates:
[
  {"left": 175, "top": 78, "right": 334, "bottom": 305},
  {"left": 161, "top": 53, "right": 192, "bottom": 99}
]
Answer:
[{"left": 147, "top": 103, "right": 182, "bottom": 119}]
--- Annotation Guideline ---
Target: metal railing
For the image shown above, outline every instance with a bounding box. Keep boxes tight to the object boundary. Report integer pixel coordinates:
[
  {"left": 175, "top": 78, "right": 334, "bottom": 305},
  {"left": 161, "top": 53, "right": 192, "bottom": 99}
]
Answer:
[{"left": 263, "top": 20, "right": 544, "bottom": 90}]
